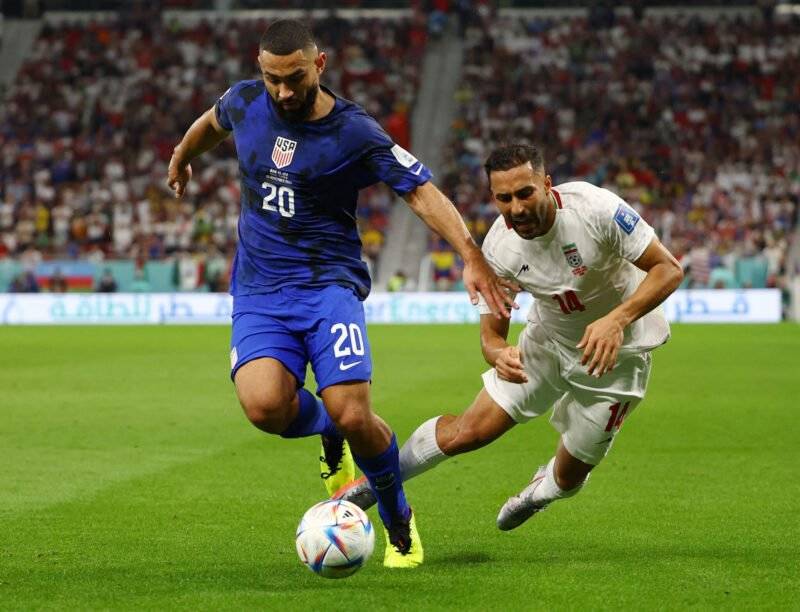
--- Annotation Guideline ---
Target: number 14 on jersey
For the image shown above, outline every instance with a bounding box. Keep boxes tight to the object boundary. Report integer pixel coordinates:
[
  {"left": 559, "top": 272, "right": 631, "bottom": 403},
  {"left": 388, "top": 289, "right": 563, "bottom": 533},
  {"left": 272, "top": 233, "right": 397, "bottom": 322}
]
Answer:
[{"left": 552, "top": 290, "right": 586, "bottom": 315}]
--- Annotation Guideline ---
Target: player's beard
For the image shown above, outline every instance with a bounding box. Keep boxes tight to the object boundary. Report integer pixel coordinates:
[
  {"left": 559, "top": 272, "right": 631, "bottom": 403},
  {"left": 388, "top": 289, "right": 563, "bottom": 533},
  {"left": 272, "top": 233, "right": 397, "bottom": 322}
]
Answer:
[
  {"left": 510, "top": 197, "right": 550, "bottom": 239},
  {"left": 511, "top": 218, "right": 537, "bottom": 239},
  {"left": 273, "top": 84, "right": 319, "bottom": 123}
]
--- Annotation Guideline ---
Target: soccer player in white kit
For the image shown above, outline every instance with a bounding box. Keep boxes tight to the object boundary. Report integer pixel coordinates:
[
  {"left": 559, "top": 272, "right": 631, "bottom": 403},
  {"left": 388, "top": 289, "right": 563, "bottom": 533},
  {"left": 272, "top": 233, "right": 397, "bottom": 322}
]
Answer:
[{"left": 335, "top": 144, "right": 684, "bottom": 531}]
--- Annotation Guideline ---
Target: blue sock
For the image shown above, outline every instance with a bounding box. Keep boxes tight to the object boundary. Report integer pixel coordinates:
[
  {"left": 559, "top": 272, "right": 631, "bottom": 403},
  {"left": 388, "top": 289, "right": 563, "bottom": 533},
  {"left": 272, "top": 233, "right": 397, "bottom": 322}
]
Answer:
[
  {"left": 353, "top": 434, "right": 411, "bottom": 528},
  {"left": 280, "top": 388, "right": 338, "bottom": 439}
]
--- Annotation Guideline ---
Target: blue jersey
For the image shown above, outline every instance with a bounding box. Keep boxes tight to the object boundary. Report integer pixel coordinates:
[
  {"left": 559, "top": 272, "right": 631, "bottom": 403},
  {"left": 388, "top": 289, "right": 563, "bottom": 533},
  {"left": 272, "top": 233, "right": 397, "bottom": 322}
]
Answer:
[{"left": 215, "top": 80, "right": 432, "bottom": 299}]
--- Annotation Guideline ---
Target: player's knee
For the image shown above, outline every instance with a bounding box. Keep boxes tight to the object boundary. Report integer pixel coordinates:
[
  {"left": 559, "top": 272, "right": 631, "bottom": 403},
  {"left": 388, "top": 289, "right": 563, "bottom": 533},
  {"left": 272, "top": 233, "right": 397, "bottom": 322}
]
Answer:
[
  {"left": 237, "top": 389, "right": 293, "bottom": 433},
  {"left": 329, "top": 409, "right": 369, "bottom": 439}
]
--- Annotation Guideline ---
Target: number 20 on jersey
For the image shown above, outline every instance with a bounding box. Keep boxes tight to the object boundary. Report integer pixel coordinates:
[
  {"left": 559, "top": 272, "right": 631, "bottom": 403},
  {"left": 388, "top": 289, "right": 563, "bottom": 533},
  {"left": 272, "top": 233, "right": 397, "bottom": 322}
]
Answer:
[{"left": 261, "top": 180, "right": 295, "bottom": 218}]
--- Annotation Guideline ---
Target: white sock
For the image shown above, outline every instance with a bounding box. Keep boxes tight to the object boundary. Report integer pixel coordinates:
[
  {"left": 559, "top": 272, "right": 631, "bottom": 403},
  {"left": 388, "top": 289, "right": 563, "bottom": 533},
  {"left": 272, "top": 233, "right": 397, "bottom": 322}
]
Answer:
[
  {"left": 398, "top": 416, "right": 448, "bottom": 481},
  {"left": 529, "top": 457, "right": 588, "bottom": 505}
]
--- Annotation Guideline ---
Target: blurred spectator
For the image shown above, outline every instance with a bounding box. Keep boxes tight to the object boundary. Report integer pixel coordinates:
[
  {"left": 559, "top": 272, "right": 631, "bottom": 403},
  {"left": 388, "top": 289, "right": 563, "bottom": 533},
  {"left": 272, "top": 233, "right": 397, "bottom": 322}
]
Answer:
[
  {"left": 9, "top": 271, "right": 39, "bottom": 293},
  {"left": 385, "top": 103, "right": 411, "bottom": 151},
  {"left": 175, "top": 251, "right": 200, "bottom": 291},
  {"left": 684, "top": 244, "right": 712, "bottom": 289},
  {"left": 430, "top": 238, "right": 459, "bottom": 291},
  {"left": 49, "top": 268, "right": 68, "bottom": 293},
  {"left": 130, "top": 268, "right": 151, "bottom": 293},
  {"left": 358, "top": 183, "right": 394, "bottom": 273},
  {"left": 387, "top": 269, "right": 408, "bottom": 292},
  {"left": 204, "top": 246, "right": 229, "bottom": 292},
  {"left": 19, "top": 246, "right": 42, "bottom": 272},
  {"left": 96, "top": 268, "right": 118, "bottom": 293}
]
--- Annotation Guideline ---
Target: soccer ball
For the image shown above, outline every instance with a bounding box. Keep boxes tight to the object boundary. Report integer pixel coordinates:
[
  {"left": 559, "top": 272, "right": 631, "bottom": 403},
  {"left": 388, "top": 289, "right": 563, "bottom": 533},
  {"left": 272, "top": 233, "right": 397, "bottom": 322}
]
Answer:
[{"left": 295, "top": 499, "right": 375, "bottom": 579}]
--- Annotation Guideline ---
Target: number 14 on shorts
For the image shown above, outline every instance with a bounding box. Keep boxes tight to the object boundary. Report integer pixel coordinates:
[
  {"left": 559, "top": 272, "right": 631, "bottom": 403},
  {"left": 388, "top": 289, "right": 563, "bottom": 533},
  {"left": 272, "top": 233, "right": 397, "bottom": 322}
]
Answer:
[{"left": 605, "top": 401, "right": 631, "bottom": 432}]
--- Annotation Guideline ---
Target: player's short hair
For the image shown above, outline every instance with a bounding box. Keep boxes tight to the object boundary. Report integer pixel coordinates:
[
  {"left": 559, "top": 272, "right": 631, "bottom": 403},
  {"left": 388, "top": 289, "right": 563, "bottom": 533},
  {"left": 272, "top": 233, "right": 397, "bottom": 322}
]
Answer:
[
  {"left": 484, "top": 144, "right": 545, "bottom": 180},
  {"left": 259, "top": 19, "right": 316, "bottom": 55}
]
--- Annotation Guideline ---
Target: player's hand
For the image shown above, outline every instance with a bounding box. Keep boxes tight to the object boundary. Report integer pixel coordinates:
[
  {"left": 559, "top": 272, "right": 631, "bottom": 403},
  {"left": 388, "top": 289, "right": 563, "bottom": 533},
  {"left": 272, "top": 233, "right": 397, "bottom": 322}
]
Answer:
[
  {"left": 463, "top": 255, "right": 520, "bottom": 319},
  {"left": 496, "top": 345, "right": 528, "bottom": 384},
  {"left": 577, "top": 314, "right": 625, "bottom": 377},
  {"left": 167, "top": 156, "right": 192, "bottom": 198}
]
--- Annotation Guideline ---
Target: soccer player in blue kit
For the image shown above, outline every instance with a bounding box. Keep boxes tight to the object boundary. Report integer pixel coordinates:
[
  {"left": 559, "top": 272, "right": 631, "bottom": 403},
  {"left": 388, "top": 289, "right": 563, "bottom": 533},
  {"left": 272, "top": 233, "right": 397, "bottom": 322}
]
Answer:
[{"left": 167, "top": 19, "right": 516, "bottom": 568}]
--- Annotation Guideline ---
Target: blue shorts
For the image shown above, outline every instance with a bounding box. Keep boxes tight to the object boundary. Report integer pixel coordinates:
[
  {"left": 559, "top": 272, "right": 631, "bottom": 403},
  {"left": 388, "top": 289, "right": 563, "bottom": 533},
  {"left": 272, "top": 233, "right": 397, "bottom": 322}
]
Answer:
[{"left": 230, "top": 285, "right": 372, "bottom": 394}]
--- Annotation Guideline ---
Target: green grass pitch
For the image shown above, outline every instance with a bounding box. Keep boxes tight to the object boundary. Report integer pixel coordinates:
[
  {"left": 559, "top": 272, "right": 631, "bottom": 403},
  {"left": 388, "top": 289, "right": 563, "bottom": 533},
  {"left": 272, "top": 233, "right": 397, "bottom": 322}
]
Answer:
[{"left": 1, "top": 324, "right": 798, "bottom": 610}]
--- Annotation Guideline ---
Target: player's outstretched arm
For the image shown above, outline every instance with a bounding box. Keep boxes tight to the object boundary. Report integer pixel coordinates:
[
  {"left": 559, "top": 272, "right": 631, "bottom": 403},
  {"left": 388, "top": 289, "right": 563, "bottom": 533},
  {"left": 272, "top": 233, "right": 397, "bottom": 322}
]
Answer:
[
  {"left": 480, "top": 314, "right": 528, "bottom": 383},
  {"left": 403, "top": 182, "right": 519, "bottom": 318},
  {"left": 577, "top": 237, "right": 684, "bottom": 377},
  {"left": 167, "top": 107, "right": 231, "bottom": 198}
]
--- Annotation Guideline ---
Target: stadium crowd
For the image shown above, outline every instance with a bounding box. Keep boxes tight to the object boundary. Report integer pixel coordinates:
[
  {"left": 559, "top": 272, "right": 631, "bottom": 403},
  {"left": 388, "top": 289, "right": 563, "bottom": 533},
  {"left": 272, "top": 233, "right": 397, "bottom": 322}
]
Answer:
[
  {"left": 1, "top": 8, "right": 798, "bottom": 295},
  {"left": 0, "top": 12, "right": 426, "bottom": 290},
  {"left": 432, "top": 10, "right": 799, "bottom": 291}
]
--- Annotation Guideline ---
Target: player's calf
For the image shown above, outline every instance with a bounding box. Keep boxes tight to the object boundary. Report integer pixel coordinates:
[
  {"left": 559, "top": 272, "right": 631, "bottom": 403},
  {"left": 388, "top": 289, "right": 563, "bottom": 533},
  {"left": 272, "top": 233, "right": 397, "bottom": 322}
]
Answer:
[
  {"left": 332, "top": 412, "right": 507, "bottom": 510},
  {"left": 328, "top": 408, "right": 370, "bottom": 446},
  {"left": 322, "top": 382, "right": 418, "bottom": 558},
  {"left": 437, "top": 414, "right": 500, "bottom": 455},
  {"left": 321, "top": 382, "right": 390, "bottom": 457},
  {"left": 331, "top": 416, "right": 448, "bottom": 512},
  {"left": 553, "top": 453, "right": 592, "bottom": 491},
  {"left": 497, "top": 456, "right": 590, "bottom": 531},
  {"left": 331, "top": 413, "right": 487, "bottom": 512}
]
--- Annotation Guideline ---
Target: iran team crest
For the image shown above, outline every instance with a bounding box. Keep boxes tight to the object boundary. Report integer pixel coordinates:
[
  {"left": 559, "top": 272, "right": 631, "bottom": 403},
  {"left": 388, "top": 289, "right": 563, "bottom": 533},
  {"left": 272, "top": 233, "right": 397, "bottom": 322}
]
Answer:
[
  {"left": 562, "top": 243, "right": 588, "bottom": 277},
  {"left": 271, "top": 136, "right": 297, "bottom": 169}
]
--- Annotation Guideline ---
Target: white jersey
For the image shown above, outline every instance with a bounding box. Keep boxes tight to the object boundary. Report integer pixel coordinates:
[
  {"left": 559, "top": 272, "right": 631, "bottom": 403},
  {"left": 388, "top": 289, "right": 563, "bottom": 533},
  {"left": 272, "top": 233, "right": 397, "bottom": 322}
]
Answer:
[{"left": 478, "top": 181, "right": 669, "bottom": 354}]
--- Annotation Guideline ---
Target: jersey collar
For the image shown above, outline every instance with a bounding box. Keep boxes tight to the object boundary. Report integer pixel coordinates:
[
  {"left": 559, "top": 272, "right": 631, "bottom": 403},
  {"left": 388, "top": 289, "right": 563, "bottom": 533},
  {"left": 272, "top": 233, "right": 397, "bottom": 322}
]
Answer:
[
  {"left": 266, "top": 84, "right": 343, "bottom": 128},
  {"left": 529, "top": 190, "right": 560, "bottom": 245}
]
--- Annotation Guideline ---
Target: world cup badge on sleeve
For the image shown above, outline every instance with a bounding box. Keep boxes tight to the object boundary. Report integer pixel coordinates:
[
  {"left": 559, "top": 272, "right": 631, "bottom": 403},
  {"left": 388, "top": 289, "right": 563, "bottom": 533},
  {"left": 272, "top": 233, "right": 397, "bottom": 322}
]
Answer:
[
  {"left": 562, "top": 243, "right": 588, "bottom": 277},
  {"left": 271, "top": 136, "right": 298, "bottom": 169}
]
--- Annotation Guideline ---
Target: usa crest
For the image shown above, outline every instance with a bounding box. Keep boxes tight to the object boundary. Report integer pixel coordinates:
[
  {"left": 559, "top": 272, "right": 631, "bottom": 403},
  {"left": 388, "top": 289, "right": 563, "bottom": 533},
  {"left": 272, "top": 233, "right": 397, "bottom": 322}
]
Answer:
[
  {"left": 562, "top": 243, "right": 588, "bottom": 276},
  {"left": 271, "top": 136, "right": 297, "bottom": 169}
]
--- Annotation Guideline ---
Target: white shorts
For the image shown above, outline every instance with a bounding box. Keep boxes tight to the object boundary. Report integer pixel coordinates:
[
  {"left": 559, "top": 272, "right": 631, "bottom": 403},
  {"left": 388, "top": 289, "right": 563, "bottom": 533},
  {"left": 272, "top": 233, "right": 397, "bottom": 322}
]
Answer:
[{"left": 482, "top": 322, "right": 652, "bottom": 465}]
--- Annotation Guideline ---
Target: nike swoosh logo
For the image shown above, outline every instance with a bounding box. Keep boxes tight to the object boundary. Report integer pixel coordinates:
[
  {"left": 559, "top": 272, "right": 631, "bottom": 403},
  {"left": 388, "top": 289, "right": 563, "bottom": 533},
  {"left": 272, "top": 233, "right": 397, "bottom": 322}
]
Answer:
[
  {"left": 339, "top": 360, "right": 362, "bottom": 371},
  {"left": 412, "top": 165, "right": 422, "bottom": 176}
]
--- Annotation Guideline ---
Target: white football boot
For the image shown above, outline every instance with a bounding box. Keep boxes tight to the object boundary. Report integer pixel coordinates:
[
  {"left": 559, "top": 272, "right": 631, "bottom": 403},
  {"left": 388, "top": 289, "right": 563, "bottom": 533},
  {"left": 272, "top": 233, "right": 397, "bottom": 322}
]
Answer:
[{"left": 496, "top": 465, "right": 549, "bottom": 531}]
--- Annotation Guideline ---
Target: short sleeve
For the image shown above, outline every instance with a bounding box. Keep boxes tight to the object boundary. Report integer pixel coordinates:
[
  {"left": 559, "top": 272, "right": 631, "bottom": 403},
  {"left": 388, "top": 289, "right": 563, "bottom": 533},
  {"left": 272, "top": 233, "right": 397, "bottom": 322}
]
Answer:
[
  {"left": 594, "top": 187, "right": 655, "bottom": 262},
  {"left": 356, "top": 115, "right": 432, "bottom": 195},
  {"left": 476, "top": 221, "right": 517, "bottom": 315},
  {"left": 214, "top": 85, "right": 236, "bottom": 132}
]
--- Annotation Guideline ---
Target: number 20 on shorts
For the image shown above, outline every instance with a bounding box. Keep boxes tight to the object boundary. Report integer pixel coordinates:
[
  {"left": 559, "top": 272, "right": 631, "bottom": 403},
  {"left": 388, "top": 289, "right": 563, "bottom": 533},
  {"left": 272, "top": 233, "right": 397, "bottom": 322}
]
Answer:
[{"left": 330, "top": 323, "right": 365, "bottom": 358}]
